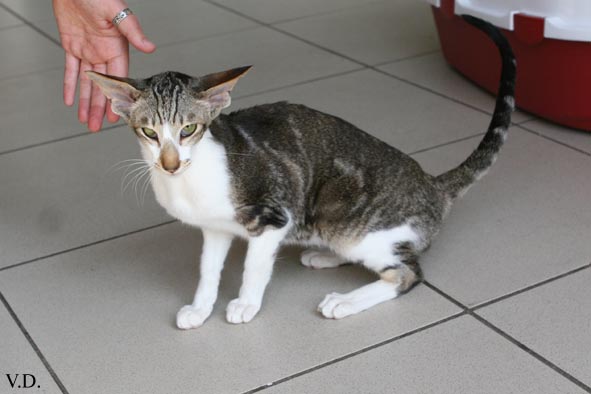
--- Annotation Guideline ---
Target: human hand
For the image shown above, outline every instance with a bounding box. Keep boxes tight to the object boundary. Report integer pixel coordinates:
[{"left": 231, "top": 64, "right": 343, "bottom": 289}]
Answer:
[{"left": 52, "top": 0, "right": 156, "bottom": 131}]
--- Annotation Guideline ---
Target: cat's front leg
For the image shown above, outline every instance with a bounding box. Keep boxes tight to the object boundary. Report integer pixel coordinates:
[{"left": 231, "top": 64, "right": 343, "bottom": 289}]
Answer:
[
  {"left": 177, "top": 229, "right": 233, "bottom": 330},
  {"left": 226, "top": 225, "right": 290, "bottom": 324}
]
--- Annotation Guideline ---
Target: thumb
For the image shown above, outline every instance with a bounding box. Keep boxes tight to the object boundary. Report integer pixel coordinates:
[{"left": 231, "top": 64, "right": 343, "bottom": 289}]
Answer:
[{"left": 116, "top": 14, "right": 156, "bottom": 54}]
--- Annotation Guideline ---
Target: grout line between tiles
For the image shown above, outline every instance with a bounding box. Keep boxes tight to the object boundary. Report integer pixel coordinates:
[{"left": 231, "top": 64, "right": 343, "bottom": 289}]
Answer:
[
  {"left": 373, "top": 67, "right": 499, "bottom": 118},
  {"left": 0, "top": 220, "right": 177, "bottom": 273},
  {"left": 371, "top": 49, "right": 441, "bottom": 68},
  {"left": 517, "top": 124, "right": 591, "bottom": 158},
  {"left": 0, "top": 124, "right": 123, "bottom": 157},
  {"left": 251, "top": 268, "right": 591, "bottom": 393},
  {"left": 1, "top": 3, "right": 508, "bottom": 158},
  {"left": 471, "top": 313, "right": 591, "bottom": 393},
  {"left": 0, "top": 291, "right": 70, "bottom": 394},
  {"left": 1, "top": 58, "right": 478, "bottom": 159},
  {"left": 472, "top": 263, "right": 591, "bottom": 311},
  {"left": 425, "top": 278, "right": 591, "bottom": 393},
  {"left": 243, "top": 309, "right": 467, "bottom": 394},
  {"left": 203, "top": 0, "right": 375, "bottom": 65},
  {"left": 210, "top": 2, "right": 588, "bottom": 163},
  {"left": 233, "top": 67, "right": 367, "bottom": 101},
  {"left": 132, "top": 25, "right": 261, "bottom": 55},
  {"left": 0, "top": 3, "right": 61, "bottom": 47},
  {"left": 0, "top": 22, "right": 24, "bottom": 31},
  {"left": 266, "top": 0, "right": 386, "bottom": 26},
  {"left": 422, "top": 280, "right": 467, "bottom": 309},
  {"left": 204, "top": 0, "right": 528, "bottom": 125},
  {"left": 408, "top": 132, "right": 483, "bottom": 156}
]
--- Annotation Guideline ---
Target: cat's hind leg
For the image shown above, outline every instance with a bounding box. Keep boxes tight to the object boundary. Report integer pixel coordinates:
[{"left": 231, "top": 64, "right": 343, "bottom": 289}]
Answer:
[
  {"left": 318, "top": 264, "right": 420, "bottom": 319},
  {"left": 300, "top": 249, "right": 347, "bottom": 269},
  {"left": 319, "top": 226, "right": 423, "bottom": 319}
]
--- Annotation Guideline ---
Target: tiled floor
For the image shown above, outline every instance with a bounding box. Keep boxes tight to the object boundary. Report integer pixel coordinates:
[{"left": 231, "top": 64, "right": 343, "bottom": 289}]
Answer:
[{"left": 0, "top": 1, "right": 590, "bottom": 393}]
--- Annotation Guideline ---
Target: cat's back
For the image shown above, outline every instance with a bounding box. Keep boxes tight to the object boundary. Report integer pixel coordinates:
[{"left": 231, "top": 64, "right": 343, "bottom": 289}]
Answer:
[{"left": 215, "top": 102, "right": 409, "bottom": 163}]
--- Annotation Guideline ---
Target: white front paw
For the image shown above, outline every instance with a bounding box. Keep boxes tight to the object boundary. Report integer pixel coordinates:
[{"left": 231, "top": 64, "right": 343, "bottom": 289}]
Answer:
[
  {"left": 318, "top": 292, "right": 356, "bottom": 319},
  {"left": 226, "top": 298, "right": 260, "bottom": 324},
  {"left": 176, "top": 305, "right": 212, "bottom": 330}
]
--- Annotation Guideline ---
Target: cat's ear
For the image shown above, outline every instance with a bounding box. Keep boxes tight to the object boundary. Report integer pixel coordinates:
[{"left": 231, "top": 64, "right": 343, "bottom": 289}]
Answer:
[
  {"left": 196, "top": 66, "right": 252, "bottom": 111},
  {"left": 86, "top": 71, "right": 143, "bottom": 120}
]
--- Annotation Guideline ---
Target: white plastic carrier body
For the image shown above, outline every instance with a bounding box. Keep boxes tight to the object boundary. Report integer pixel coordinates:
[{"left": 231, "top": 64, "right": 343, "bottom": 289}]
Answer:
[{"left": 425, "top": 0, "right": 591, "bottom": 42}]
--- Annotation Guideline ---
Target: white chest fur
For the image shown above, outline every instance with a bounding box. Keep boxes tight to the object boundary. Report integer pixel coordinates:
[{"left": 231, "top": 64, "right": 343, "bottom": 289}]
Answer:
[{"left": 150, "top": 131, "right": 247, "bottom": 237}]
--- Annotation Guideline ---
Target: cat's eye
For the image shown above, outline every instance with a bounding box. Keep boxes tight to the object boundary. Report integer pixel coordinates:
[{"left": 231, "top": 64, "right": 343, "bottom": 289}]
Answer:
[
  {"left": 181, "top": 124, "right": 199, "bottom": 138},
  {"left": 142, "top": 127, "right": 158, "bottom": 139}
]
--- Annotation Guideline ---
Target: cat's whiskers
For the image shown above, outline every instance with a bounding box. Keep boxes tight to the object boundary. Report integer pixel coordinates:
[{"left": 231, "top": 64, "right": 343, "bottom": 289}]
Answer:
[
  {"left": 121, "top": 164, "right": 150, "bottom": 195},
  {"left": 130, "top": 166, "right": 151, "bottom": 206},
  {"left": 136, "top": 168, "right": 152, "bottom": 206},
  {"left": 140, "top": 170, "right": 154, "bottom": 206},
  {"left": 108, "top": 159, "right": 149, "bottom": 175}
]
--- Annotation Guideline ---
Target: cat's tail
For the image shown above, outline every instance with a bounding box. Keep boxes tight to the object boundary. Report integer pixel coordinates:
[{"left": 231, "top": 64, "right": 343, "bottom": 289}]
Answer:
[{"left": 435, "top": 15, "right": 516, "bottom": 200}]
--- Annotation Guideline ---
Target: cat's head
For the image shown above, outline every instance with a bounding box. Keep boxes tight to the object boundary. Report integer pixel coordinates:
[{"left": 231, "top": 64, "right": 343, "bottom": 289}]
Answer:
[{"left": 87, "top": 66, "right": 251, "bottom": 175}]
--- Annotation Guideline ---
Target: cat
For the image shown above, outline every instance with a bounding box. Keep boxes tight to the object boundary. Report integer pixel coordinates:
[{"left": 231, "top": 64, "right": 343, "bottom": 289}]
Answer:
[{"left": 87, "top": 15, "right": 515, "bottom": 329}]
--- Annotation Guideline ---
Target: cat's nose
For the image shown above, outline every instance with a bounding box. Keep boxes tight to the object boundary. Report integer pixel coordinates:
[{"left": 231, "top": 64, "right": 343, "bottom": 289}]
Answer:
[
  {"left": 160, "top": 141, "right": 180, "bottom": 174},
  {"left": 164, "top": 163, "right": 179, "bottom": 174}
]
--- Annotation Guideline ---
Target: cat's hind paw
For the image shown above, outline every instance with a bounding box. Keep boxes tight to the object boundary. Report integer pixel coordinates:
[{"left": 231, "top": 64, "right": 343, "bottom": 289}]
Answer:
[
  {"left": 226, "top": 299, "right": 260, "bottom": 324},
  {"left": 300, "top": 249, "right": 345, "bottom": 269},
  {"left": 318, "top": 293, "right": 356, "bottom": 319},
  {"left": 176, "top": 305, "right": 211, "bottom": 330}
]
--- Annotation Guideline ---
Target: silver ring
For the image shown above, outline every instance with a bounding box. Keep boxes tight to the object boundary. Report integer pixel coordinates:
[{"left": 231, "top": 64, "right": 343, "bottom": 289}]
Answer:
[{"left": 112, "top": 8, "right": 133, "bottom": 26}]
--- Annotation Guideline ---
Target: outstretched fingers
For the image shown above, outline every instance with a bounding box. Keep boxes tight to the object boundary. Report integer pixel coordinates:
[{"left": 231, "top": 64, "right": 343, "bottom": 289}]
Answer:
[
  {"left": 63, "top": 52, "right": 80, "bottom": 107},
  {"left": 77, "top": 61, "right": 93, "bottom": 125},
  {"left": 88, "top": 63, "right": 108, "bottom": 132}
]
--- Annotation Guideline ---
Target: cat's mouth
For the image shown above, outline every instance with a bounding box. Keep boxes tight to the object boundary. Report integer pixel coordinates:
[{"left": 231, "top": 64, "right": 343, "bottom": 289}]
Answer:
[{"left": 154, "top": 160, "right": 191, "bottom": 176}]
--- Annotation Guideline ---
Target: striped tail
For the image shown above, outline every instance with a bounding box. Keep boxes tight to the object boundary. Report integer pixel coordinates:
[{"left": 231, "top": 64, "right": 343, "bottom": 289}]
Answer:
[{"left": 435, "top": 15, "right": 516, "bottom": 199}]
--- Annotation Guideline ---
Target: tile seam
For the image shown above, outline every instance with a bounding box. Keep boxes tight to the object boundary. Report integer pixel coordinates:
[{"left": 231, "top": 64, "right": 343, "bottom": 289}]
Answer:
[
  {"left": 426, "top": 275, "right": 591, "bottom": 393},
  {"left": 472, "top": 263, "right": 591, "bottom": 311},
  {"left": 0, "top": 220, "right": 177, "bottom": 273},
  {"left": 0, "top": 124, "right": 123, "bottom": 157},
  {"left": 0, "top": 3, "right": 61, "bottom": 46},
  {"left": 0, "top": 291, "right": 70, "bottom": 394},
  {"left": 204, "top": 0, "right": 543, "bottom": 126},
  {"left": 472, "top": 312, "right": 591, "bottom": 393},
  {"left": 243, "top": 310, "right": 466, "bottom": 393},
  {"left": 517, "top": 124, "right": 591, "bottom": 158},
  {"left": 266, "top": 0, "right": 386, "bottom": 26}
]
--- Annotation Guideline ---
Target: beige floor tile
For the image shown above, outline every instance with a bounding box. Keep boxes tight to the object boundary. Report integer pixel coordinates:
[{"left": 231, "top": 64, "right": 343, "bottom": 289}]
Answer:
[
  {"left": 0, "top": 26, "right": 63, "bottom": 80},
  {"left": 380, "top": 51, "right": 533, "bottom": 123},
  {"left": 0, "top": 127, "right": 170, "bottom": 268},
  {"left": 520, "top": 119, "right": 591, "bottom": 155},
  {"left": 276, "top": 0, "right": 438, "bottom": 65},
  {"left": 264, "top": 315, "right": 587, "bottom": 394},
  {"left": 0, "top": 223, "right": 460, "bottom": 394},
  {"left": 0, "top": 303, "right": 62, "bottom": 394},
  {"left": 479, "top": 268, "right": 591, "bottom": 387},
  {"left": 215, "top": 0, "right": 382, "bottom": 24},
  {"left": 414, "top": 129, "right": 591, "bottom": 306}
]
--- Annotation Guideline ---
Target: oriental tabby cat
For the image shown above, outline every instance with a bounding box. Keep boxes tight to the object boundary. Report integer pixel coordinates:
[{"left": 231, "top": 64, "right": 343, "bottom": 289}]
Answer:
[{"left": 88, "top": 15, "right": 515, "bottom": 329}]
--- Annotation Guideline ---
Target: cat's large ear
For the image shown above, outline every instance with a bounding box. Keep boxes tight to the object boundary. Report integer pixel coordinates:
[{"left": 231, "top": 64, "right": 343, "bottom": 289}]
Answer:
[
  {"left": 86, "top": 71, "right": 143, "bottom": 120},
  {"left": 196, "top": 66, "right": 252, "bottom": 112}
]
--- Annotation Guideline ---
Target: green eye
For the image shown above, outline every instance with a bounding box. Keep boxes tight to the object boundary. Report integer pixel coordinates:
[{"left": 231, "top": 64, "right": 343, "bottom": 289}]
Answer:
[
  {"left": 142, "top": 127, "right": 157, "bottom": 139},
  {"left": 181, "top": 124, "right": 198, "bottom": 137}
]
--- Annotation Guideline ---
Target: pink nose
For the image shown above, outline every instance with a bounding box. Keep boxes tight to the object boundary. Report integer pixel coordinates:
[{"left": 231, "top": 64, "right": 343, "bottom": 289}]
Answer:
[
  {"left": 163, "top": 161, "right": 180, "bottom": 173},
  {"left": 160, "top": 142, "right": 180, "bottom": 173}
]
